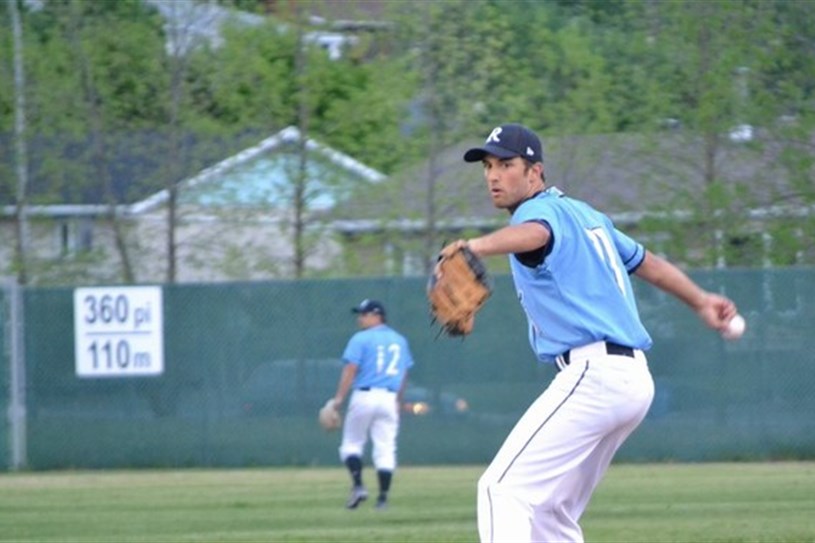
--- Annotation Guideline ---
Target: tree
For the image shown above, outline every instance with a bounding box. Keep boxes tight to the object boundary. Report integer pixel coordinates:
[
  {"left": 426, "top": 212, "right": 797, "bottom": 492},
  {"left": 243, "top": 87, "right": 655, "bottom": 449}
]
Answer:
[
  {"left": 4, "top": 0, "right": 813, "bottom": 283},
  {"left": 635, "top": 0, "right": 813, "bottom": 268},
  {"left": 749, "top": 0, "right": 815, "bottom": 266},
  {"left": 5, "top": 0, "right": 30, "bottom": 285},
  {"left": 182, "top": 6, "right": 410, "bottom": 279},
  {"left": 344, "top": 0, "right": 621, "bottom": 275},
  {"left": 381, "top": 0, "right": 524, "bottom": 274},
  {"left": 3, "top": 0, "right": 169, "bottom": 285}
]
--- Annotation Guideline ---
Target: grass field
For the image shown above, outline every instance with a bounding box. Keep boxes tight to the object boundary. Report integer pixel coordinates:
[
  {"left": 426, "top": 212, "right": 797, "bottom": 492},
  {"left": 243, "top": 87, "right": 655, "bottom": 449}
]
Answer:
[{"left": 1, "top": 462, "right": 814, "bottom": 542}]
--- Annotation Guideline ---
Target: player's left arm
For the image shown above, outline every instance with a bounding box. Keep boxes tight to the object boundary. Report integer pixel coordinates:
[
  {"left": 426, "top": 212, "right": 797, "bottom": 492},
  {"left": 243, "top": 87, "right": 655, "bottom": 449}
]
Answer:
[
  {"left": 452, "top": 222, "right": 550, "bottom": 258},
  {"left": 634, "top": 250, "right": 737, "bottom": 332},
  {"left": 333, "top": 362, "right": 358, "bottom": 408},
  {"left": 396, "top": 371, "right": 409, "bottom": 406}
]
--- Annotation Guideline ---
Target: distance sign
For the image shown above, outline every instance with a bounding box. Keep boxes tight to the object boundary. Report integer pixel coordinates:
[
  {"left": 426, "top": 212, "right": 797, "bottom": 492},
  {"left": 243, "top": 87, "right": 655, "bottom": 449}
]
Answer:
[{"left": 74, "top": 286, "right": 164, "bottom": 378}]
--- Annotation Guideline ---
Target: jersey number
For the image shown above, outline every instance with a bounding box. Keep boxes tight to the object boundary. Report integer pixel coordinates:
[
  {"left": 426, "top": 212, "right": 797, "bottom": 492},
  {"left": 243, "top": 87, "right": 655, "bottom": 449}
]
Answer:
[
  {"left": 586, "top": 227, "right": 626, "bottom": 295},
  {"left": 376, "top": 344, "right": 401, "bottom": 376}
]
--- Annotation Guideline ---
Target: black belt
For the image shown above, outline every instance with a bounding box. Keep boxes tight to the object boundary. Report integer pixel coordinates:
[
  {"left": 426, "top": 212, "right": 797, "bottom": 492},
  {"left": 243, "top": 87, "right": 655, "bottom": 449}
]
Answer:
[
  {"left": 558, "top": 341, "right": 635, "bottom": 370},
  {"left": 358, "top": 386, "right": 397, "bottom": 393}
]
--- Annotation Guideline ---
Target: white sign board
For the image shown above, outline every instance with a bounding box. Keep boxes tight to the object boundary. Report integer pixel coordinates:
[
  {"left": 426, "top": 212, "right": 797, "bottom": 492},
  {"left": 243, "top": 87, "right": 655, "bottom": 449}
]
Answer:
[{"left": 74, "top": 286, "right": 164, "bottom": 378}]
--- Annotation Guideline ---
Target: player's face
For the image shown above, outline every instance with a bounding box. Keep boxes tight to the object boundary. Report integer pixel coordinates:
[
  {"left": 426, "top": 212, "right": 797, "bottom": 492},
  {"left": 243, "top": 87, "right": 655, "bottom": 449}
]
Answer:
[
  {"left": 481, "top": 155, "right": 542, "bottom": 210},
  {"left": 357, "top": 312, "right": 380, "bottom": 329}
]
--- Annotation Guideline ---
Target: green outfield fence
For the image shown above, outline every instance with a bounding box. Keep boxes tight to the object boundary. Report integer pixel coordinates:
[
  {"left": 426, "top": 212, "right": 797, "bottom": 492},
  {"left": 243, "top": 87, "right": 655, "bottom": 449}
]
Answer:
[{"left": 1, "top": 269, "right": 814, "bottom": 471}]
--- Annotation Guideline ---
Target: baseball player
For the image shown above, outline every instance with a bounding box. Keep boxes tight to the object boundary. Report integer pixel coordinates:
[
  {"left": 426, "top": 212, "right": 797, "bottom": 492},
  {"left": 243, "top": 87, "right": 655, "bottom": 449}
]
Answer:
[
  {"left": 331, "top": 299, "right": 414, "bottom": 510},
  {"left": 443, "top": 123, "right": 739, "bottom": 542}
]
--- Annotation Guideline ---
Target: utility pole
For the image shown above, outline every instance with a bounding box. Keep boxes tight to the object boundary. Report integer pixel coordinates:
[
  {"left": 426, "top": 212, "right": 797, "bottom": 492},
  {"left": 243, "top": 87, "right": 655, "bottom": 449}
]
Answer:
[{"left": 8, "top": 0, "right": 29, "bottom": 285}]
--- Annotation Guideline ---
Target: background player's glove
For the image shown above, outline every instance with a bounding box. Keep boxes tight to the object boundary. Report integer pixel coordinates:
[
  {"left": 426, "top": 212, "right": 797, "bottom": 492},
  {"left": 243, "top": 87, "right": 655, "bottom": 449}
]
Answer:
[
  {"left": 427, "top": 245, "right": 491, "bottom": 336},
  {"left": 318, "top": 398, "right": 341, "bottom": 431}
]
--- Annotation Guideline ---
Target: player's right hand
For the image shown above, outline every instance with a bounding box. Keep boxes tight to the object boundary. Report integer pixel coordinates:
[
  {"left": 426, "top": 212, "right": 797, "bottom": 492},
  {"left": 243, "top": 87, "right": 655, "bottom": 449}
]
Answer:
[{"left": 697, "top": 293, "right": 737, "bottom": 333}]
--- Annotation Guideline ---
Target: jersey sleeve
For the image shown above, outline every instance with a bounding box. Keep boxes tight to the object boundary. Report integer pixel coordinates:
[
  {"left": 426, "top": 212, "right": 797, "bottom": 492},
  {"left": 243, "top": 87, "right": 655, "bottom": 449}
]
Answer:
[
  {"left": 511, "top": 198, "right": 560, "bottom": 266},
  {"left": 608, "top": 220, "right": 645, "bottom": 273},
  {"left": 341, "top": 332, "right": 364, "bottom": 365},
  {"left": 511, "top": 198, "right": 555, "bottom": 226}
]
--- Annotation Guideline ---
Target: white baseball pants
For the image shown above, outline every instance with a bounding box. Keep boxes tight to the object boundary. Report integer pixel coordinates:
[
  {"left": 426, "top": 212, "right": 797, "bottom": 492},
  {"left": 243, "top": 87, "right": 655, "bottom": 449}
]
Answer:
[
  {"left": 339, "top": 388, "right": 399, "bottom": 470},
  {"left": 478, "top": 345, "right": 654, "bottom": 543}
]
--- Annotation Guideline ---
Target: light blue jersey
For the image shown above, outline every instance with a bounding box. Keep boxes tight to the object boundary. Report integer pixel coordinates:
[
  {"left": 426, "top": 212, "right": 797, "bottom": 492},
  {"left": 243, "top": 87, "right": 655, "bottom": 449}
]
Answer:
[
  {"left": 510, "top": 187, "right": 653, "bottom": 363},
  {"left": 342, "top": 324, "right": 414, "bottom": 391}
]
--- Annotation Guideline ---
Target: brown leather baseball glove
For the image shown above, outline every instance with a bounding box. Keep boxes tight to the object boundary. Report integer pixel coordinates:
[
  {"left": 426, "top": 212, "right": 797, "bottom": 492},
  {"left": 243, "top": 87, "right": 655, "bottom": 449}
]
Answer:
[{"left": 427, "top": 245, "right": 491, "bottom": 336}]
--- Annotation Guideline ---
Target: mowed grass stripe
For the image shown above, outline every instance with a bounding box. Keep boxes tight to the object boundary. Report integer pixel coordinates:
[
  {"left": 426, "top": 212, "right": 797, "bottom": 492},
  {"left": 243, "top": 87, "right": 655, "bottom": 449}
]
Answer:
[
  {"left": 1, "top": 463, "right": 813, "bottom": 542},
  {"left": 585, "top": 463, "right": 815, "bottom": 542}
]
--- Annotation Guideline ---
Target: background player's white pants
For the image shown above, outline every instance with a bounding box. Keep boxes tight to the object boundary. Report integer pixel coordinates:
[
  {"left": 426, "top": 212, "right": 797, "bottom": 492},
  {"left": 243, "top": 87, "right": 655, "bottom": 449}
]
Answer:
[
  {"left": 478, "top": 350, "right": 654, "bottom": 543},
  {"left": 339, "top": 389, "right": 399, "bottom": 471}
]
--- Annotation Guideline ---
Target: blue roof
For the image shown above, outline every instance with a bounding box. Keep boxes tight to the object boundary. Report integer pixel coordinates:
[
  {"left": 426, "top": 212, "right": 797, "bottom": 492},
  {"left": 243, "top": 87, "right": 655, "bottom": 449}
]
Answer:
[
  {"left": 130, "top": 126, "right": 384, "bottom": 215},
  {"left": 181, "top": 154, "right": 357, "bottom": 210}
]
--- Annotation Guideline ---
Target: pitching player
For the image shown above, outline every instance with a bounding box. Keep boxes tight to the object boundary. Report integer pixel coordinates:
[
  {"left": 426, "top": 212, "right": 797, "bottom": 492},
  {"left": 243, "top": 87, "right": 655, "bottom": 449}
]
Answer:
[
  {"left": 331, "top": 299, "right": 414, "bottom": 510},
  {"left": 444, "top": 123, "right": 738, "bottom": 542}
]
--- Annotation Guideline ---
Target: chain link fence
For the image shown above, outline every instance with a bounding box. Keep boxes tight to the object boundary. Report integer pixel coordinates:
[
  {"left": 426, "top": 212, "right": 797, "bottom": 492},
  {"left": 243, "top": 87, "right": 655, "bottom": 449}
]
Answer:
[{"left": 2, "top": 269, "right": 814, "bottom": 470}]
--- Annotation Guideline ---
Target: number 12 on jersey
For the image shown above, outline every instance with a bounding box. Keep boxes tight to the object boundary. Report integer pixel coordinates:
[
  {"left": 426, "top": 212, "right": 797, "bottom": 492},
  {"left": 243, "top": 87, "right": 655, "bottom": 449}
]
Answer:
[{"left": 376, "top": 343, "right": 401, "bottom": 376}]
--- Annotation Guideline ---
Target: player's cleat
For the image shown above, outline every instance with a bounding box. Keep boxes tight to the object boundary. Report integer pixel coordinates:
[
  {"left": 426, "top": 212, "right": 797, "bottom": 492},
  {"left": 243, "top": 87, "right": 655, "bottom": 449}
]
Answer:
[
  {"left": 346, "top": 485, "right": 368, "bottom": 509},
  {"left": 375, "top": 496, "right": 388, "bottom": 510}
]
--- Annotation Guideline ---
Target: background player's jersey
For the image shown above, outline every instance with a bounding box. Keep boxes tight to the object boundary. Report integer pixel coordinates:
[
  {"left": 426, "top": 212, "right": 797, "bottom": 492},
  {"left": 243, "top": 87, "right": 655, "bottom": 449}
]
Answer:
[
  {"left": 510, "top": 186, "right": 653, "bottom": 362},
  {"left": 342, "top": 325, "right": 414, "bottom": 391}
]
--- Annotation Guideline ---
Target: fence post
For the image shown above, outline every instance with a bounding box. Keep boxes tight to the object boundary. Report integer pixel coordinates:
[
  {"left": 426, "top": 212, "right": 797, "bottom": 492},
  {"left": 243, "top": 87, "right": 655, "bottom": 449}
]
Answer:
[{"left": 5, "top": 281, "right": 27, "bottom": 470}]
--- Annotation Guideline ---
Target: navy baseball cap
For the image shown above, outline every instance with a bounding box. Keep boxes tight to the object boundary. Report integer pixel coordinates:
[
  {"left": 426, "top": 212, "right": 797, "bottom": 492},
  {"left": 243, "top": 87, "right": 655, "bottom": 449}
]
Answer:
[
  {"left": 351, "top": 299, "right": 386, "bottom": 316},
  {"left": 463, "top": 123, "right": 543, "bottom": 164}
]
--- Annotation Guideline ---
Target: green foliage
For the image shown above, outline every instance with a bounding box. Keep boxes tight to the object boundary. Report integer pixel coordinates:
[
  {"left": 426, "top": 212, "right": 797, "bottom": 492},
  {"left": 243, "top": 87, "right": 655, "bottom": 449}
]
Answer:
[
  {"left": 183, "top": 18, "right": 412, "bottom": 174},
  {"left": 0, "top": 8, "right": 13, "bottom": 133},
  {"left": 185, "top": 21, "right": 297, "bottom": 130},
  {"left": 635, "top": 2, "right": 768, "bottom": 135},
  {"left": 3, "top": 0, "right": 815, "bottom": 281},
  {"left": 318, "top": 56, "right": 416, "bottom": 174},
  {"left": 22, "top": 0, "right": 168, "bottom": 132}
]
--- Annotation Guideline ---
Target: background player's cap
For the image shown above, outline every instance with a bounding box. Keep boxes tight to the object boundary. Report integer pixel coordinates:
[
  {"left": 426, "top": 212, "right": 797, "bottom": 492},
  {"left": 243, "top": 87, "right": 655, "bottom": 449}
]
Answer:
[
  {"left": 463, "top": 123, "right": 543, "bottom": 164},
  {"left": 351, "top": 299, "right": 386, "bottom": 316}
]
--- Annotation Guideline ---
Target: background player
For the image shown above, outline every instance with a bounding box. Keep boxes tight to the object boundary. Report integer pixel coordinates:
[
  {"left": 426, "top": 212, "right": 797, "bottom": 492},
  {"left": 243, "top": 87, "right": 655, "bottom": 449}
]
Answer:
[
  {"left": 445, "top": 123, "right": 739, "bottom": 542},
  {"left": 331, "top": 299, "right": 414, "bottom": 510}
]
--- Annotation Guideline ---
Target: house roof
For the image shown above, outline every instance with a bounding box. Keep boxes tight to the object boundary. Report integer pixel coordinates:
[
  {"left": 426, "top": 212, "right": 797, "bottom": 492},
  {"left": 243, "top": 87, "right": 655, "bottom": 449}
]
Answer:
[
  {"left": 1, "top": 127, "right": 384, "bottom": 218},
  {"left": 131, "top": 126, "right": 384, "bottom": 214},
  {"left": 144, "top": 0, "right": 367, "bottom": 59},
  {"left": 24, "top": 1, "right": 371, "bottom": 59},
  {"left": 302, "top": 0, "right": 393, "bottom": 27},
  {"left": 144, "top": 0, "right": 265, "bottom": 55},
  {"left": 4, "top": 126, "right": 809, "bottom": 226},
  {"left": 331, "top": 129, "right": 810, "bottom": 231},
  {"left": 0, "top": 130, "right": 261, "bottom": 209}
]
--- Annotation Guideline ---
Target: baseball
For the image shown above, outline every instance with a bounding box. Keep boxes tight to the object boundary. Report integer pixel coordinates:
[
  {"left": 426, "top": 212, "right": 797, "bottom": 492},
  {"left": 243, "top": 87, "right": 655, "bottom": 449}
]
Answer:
[{"left": 721, "top": 314, "right": 746, "bottom": 340}]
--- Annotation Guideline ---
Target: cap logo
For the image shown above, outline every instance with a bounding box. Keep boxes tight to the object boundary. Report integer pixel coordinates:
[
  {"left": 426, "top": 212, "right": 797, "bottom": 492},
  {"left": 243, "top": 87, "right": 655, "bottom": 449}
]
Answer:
[
  {"left": 526, "top": 146, "right": 534, "bottom": 157},
  {"left": 486, "top": 126, "right": 503, "bottom": 144}
]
